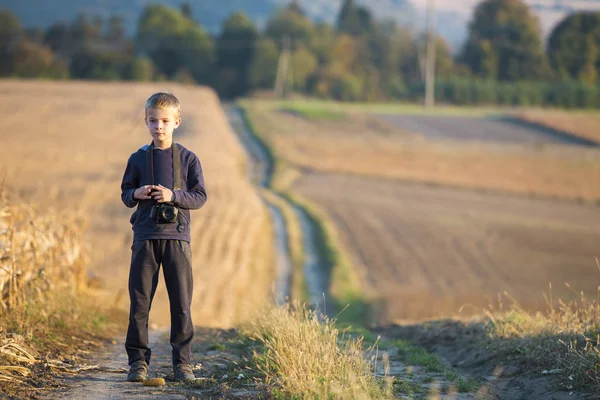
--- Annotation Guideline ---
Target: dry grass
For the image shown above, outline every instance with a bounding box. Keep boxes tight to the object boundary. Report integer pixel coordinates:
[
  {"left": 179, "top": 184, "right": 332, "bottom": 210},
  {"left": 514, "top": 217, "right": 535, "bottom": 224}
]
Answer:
[
  {"left": 485, "top": 283, "right": 600, "bottom": 391},
  {"left": 0, "top": 194, "right": 123, "bottom": 394},
  {"left": 513, "top": 110, "right": 600, "bottom": 145},
  {"left": 0, "top": 80, "right": 274, "bottom": 327},
  {"left": 242, "top": 100, "right": 600, "bottom": 202},
  {"left": 246, "top": 302, "right": 392, "bottom": 399},
  {"left": 0, "top": 196, "right": 87, "bottom": 309}
]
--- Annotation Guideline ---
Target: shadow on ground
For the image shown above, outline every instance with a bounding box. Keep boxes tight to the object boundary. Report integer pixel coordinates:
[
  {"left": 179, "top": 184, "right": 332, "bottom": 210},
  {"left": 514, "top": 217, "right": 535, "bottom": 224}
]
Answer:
[{"left": 375, "top": 318, "right": 596, "bottom": 399}]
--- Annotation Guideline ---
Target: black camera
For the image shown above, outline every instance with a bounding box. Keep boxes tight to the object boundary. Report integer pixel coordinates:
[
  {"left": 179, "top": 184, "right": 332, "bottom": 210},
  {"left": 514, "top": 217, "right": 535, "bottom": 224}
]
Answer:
[{"left": 150, "top": 203, "right": 178, "bottom": 224}]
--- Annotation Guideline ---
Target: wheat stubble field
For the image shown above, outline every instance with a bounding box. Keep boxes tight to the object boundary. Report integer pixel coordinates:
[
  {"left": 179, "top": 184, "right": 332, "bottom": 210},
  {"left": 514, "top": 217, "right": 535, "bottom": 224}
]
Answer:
[
  {"left": 0, "top": 80, "right": 274, "bottom": 328},
  {"left": 293, "top": 173, "right": 600, "bottom": 321},
  {"left": 244, "top": 100, "right": 600, "bottom": 322}
]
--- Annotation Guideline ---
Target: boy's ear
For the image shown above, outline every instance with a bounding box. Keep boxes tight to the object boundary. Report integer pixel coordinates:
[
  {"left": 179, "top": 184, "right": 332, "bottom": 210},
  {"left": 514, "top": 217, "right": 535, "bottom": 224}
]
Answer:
[{"left": 174, "top": 118, "right": 182, "bottom": 129}]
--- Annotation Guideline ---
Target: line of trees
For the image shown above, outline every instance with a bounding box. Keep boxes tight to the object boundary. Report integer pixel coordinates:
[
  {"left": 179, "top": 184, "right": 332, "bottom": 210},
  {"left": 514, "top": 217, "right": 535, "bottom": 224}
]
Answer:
[{"left": 1, "top": 0, "right": 600, "bottom": 107}]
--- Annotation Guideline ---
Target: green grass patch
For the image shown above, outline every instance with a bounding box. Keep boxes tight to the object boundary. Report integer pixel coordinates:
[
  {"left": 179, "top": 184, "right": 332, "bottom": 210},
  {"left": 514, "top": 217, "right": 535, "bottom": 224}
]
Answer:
[
  {"left": 392, "top": 378, "right": 424, "bottom": 397},
  {"left": 250, "top": 98, "right": 506, "bottom": 117},
  {"left": 251, "top": 97, "right": 600, "bottom": 118},
  {"left": 207, "top": 342, "right": 227, "bottom": 351},
  {"left": 394, "top": 339, "right": 480, "bottom": 393},
  {"left": 455, "top": 376, "right": 481, "bottom": 393},
  {"left": 278, "top": 105, "right": 346, "bottom": 121},
  {"left": 395, "top": 340, "right": 445, "bottom": 373}
]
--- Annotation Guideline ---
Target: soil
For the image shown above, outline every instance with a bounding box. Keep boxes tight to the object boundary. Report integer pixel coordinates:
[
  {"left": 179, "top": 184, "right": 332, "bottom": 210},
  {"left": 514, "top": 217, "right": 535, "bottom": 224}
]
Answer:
[
  {"left": 38, "top": 327, "right": 269, "bottom": 400},
  {"left": 375, "top": 321, "right": 588, "bottom": 399},
  {"left": 291, "top": 172, "right": 600, "bottom": 323},
  {"left": 375, "top": 114, "right": 598, "bottom": 147}
]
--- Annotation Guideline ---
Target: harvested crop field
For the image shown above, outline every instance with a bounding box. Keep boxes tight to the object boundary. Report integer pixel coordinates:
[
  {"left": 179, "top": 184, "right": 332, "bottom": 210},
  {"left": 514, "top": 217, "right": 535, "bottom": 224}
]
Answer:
[
  {"left": 513, "top": 110, "right": 600, "bottom": 145},
  {"left": 292, "top": 172, "right": 600, "bottom": 322},
  {"left": 242, "top": 99, "right": 600, "bottom": 323},
  {"left": 0, "top": 80, "right": 274, "bottom": 327},
  {"left": 243, "top": 100, "right": 600, "bottom": 202},
  {"left": 376, "top": 114, "right": 599, "bottom": 146}
]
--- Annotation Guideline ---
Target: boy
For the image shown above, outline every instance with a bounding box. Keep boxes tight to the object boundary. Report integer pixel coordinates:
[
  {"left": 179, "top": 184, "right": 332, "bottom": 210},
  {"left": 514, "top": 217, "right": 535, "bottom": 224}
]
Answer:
[{"left": 120, "top": 92, "right": 207, "bottom": 382}]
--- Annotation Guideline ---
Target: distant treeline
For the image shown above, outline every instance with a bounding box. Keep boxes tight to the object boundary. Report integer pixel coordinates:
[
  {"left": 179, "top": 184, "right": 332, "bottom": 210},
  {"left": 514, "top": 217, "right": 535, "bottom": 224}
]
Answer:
[{"left": 1, "top": 0, "right": 600, "bottom": 107}]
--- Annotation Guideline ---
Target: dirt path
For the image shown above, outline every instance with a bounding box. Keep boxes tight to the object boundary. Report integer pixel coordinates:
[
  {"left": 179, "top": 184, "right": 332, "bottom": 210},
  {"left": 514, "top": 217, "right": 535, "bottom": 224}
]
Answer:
[
  {"left": 48, "top": 330, "right": 186, "bottom": 400},
  {"left": 225, "top": 104, "right": 328, "bottom": 311},
  {"left": 225, "top": 104, "right": 292, "bottom": 304},
  {"left": 46, "top": 327, "right": 266, "bottom": 399}
]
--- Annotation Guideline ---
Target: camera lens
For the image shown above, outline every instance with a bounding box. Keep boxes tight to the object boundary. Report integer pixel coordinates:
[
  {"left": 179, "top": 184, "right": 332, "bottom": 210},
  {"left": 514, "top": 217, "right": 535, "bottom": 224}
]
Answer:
[{"left": 163, "top": 208, "right": 175, "bottom": 220}]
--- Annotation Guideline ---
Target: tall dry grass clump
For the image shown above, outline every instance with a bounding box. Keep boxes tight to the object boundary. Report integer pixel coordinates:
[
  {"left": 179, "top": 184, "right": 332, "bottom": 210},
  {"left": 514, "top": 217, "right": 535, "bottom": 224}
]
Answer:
[
  {"left": 247, "top": 303, "right": 392, "bottom": 399},
  {"left": 0, "top": 196, "right": 87, "bottom": 310},
  {"left": 487, "top": 284, "right": 600, "bottom": 391},
  {"left": 0, "top": 193, "right": 105, "bottom": 386}
]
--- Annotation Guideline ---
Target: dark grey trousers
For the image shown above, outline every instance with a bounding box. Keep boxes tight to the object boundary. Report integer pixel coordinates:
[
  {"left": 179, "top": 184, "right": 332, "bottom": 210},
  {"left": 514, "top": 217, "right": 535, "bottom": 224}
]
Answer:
[{"left": 125, "top": 239, "right": 194, "bottom": 366}]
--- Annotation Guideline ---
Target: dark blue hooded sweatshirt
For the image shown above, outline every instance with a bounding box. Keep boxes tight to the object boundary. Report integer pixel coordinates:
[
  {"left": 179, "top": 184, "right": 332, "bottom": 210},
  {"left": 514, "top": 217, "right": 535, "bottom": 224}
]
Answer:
[{"left": 121, "top": 143, "right": 207, "bottom": 242}]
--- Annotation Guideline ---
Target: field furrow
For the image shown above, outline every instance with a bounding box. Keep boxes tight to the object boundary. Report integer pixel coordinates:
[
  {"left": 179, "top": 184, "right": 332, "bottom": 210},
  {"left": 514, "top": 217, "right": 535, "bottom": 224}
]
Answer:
[{"left": 292, "top": 172, "right": 600, "bottom": 321}]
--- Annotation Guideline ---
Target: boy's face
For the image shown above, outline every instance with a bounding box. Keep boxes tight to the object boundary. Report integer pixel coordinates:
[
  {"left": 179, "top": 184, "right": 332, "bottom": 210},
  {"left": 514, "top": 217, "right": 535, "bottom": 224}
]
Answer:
[{"left": 145, "top": 107, "right": 181, "bottom": 148}]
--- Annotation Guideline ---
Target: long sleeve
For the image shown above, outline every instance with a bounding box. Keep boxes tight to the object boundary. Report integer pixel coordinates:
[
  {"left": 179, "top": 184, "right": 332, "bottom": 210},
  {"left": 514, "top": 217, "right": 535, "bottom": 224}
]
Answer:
[
  {"left": 121, "top": 155, "right": 139, "bottom": 208},
  {"left": 173, "top": 154, "right": 207, "bottom": 210}
]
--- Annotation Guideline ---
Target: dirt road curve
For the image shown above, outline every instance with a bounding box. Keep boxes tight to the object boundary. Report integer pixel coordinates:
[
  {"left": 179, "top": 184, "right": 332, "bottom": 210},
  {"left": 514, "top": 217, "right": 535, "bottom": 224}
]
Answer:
[
  {"left": 292, "top": 172, "right": 600, "bottom": 321},
  {"left": 376, "top": 114, "right": 599, "bottom": 146}
]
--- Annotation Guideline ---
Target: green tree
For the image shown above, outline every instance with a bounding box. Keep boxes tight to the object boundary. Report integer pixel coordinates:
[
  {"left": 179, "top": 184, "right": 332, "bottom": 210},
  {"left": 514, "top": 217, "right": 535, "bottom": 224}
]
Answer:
[
  {"left": 125, "top": 56, "right": 154, "bottom": 81},
  {"left": 460, "top": 0, "right": 549, "bottom": 81},
  {"left": 70, "top": 50, "right": 122, "bottom": 80},
  {"left": 547, "top": 12, "right": 600, "bottom": 84},
  {"left": 180, "top": 2, "right": 193, "bottom": 20},
  {"left": 309, "top": 22, "right": 336, "bottom": 64},
  {"left": 336, "top": 0, "right": 375, "bottom": 37},
  {"left": 70, "top": 13, "right": 103, "bottom": 50},
  {"left": 265, "top": 3, "right": 314, "bottom": 48},
  {"left": 0, "top": 10, "right": 23, "bottom": 75},
  {"left": 106, "top": 14, "right": 126, "bottom": 45},
  {"left": 11, "top": 40, "right": 69, "bottom": 78},
  {"left": 248, "top": 38, "right": 279, "bottom": 89},
  {"left": 290, "top": 46, "right": 318, "bottom": 91},
  {"left": 44, "top": 22, "right": 71, "bottom": 56},
  {"left": 136, "top": 4, "right": 214, "bottom": 84},
  {"left": 216, "top": 12, "right": 258, "bottom": 99},
  {"left": 311, "top": 34, "right": 368, "bottom": 100}
]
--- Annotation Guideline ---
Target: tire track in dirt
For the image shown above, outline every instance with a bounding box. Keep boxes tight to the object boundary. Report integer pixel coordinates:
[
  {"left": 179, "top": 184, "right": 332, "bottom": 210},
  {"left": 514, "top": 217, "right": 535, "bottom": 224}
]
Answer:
[
  {"left": 225, "top": 104, "right": 330, "bottom": 312},
  {"left": 225, "top": 105, "right": 293, "bottom": 305}
]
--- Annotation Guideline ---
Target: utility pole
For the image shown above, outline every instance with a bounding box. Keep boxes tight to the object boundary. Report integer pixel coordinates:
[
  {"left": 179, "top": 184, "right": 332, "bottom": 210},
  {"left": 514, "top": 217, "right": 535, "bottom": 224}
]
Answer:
[
  {"left": 425, "top": 0, "right": 436, "bottom": 109},
  {"left": 275, "top": 36, "right": 292, "bottom": 98}
]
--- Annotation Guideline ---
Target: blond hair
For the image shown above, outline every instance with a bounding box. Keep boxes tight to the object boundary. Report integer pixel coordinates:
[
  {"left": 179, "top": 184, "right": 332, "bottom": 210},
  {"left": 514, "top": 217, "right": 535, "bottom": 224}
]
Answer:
[{"left": 145, "top": 92, "right": 181, "bottom": 118}]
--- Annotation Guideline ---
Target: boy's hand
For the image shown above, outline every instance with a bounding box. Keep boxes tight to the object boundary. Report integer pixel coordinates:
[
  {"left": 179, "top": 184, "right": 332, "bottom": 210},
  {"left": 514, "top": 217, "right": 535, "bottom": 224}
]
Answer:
[
  {"left": 149, "top": 184, "right": 174, "bottom": 203},
  {"left": 133, "top": 185, "right": 154, "bottom": 200}
]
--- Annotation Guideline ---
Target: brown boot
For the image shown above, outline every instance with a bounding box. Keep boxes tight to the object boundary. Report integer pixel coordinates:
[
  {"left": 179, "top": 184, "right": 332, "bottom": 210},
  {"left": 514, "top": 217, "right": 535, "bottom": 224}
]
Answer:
[
  {"left": 173, "top": 363, "right": 194, "bottom": 381},
  {"left": 127, "top": 360, "right": 148, "bottom": 382}
]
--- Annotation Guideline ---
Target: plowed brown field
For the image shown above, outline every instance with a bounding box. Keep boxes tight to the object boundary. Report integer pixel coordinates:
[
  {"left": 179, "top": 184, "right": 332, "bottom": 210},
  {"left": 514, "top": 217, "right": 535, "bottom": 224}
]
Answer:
[
  {"left": 245, "top": 101, "right": 600, "bottom": 202},
  {"left": 292, "top": 173, "right": 600, "bottom": 321},
  {"left": 243, "top": 100, "right": 600, "bottom": 322},
  {"left": 0, "top": 80, "right": 274, "bottom": 327}
]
